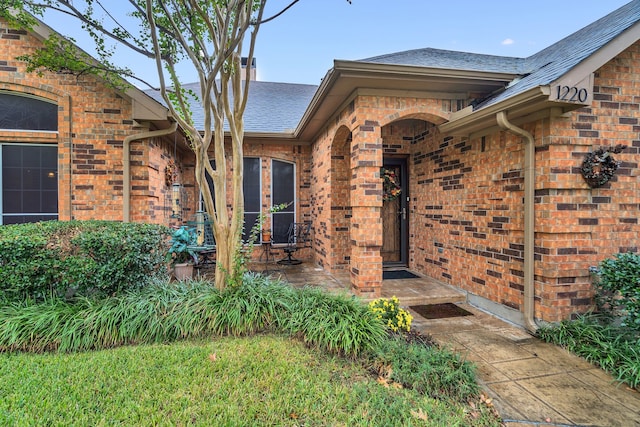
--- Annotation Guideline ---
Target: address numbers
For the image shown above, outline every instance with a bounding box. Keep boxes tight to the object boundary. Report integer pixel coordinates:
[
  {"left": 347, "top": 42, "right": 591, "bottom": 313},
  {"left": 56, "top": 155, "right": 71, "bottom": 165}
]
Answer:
[{"left": 555, "top": 85, "right": 589, "bottom": 103}]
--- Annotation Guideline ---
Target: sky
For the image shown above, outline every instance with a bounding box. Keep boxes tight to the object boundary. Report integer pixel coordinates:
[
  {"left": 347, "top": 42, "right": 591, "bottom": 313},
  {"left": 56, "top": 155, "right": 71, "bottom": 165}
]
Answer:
[{"left": 40, "top": 0, "right": 632, "bottom": 88}]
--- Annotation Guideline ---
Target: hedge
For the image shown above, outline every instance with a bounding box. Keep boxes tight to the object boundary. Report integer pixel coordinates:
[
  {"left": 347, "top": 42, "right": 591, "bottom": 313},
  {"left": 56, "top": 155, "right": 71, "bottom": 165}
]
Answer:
[{"left": 0, "top": 220, "right": 169, "bottom": 303}]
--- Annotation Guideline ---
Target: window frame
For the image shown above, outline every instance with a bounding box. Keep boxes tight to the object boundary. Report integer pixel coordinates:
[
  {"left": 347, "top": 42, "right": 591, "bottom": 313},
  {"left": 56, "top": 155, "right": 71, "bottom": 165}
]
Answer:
[
  {"left": 1, "top": 143, "right": 59, "bottom": 225},
  {"left": 242, "top": 157, "right": 262, "bottom": 243},
  {"left": 270, "top": 159, "right": 296, "bottom": 244},
  {"left": 201, "top": 157, "right": 262, "bottom": 244},
  {"left": 0, "top": 91, "right": 58, "bottom": 133}
]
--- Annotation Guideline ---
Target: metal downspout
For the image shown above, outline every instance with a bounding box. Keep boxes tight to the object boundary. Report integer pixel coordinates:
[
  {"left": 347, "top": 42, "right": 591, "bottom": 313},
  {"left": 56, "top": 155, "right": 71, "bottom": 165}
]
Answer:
[
  {"left": 496, "top": 111, "right": 538, "bottom": 334},
  {"left": 122, "top": 122, "right": 178, "bottom": 223}
]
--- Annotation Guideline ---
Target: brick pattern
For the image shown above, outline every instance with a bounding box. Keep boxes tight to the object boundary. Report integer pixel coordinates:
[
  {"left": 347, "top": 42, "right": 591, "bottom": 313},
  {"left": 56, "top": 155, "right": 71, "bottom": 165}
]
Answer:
[
  {"left": 311, "top": 96, "right": 451, "bottom": 296},
  {"left": 0, "top": 19, "right": 175, "bottom": 224},
  {"left": 532, "top": 42, "right": 640, "bottom": 320},
  {"left": 309, "top": 45, "right": 639, "bottom": 321}
]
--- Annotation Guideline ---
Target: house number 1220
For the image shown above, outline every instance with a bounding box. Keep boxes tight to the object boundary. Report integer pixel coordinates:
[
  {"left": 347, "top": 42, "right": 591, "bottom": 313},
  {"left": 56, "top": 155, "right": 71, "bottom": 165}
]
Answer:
[{"left": 555, "top": 85, "right": 588, "bottom": 103}]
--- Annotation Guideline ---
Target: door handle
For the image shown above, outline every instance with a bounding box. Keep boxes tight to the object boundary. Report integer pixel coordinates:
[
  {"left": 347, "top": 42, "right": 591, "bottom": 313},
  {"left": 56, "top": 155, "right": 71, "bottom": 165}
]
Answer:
[{"left": 401, "top": 207, "right": 406, "bottom": 220}]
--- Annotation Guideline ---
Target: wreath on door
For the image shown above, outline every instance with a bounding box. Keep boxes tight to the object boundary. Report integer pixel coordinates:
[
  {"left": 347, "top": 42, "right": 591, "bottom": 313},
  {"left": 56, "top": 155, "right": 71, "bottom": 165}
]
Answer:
[
  {"left": 382, "top": 168, "right": 401, "bottom": 201},
  {"left": 580, "top": 145, "right": 626, "bottom": 188}
]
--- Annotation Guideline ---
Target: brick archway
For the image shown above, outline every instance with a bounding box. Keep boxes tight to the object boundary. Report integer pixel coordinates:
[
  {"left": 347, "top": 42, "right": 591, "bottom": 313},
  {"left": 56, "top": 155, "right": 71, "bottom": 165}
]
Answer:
[{"left": 329, "top": 125, "right": 352, "bottom": 273}]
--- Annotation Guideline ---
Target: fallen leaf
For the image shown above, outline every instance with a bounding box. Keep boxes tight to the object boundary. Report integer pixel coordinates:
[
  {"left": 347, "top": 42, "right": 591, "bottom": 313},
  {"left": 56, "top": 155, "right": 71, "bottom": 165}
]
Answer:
[
  {"left": 289, "top": 412, "right": 298, "bottom": 419},
  {"left": 377, "top": 377, "right": 389, "bottom": 387},
  {"left": 208, "top": 353, "right": 217, "bottom": 362},
  {"left": 410, "top": 408, "right": 428, "bottom": 421}
]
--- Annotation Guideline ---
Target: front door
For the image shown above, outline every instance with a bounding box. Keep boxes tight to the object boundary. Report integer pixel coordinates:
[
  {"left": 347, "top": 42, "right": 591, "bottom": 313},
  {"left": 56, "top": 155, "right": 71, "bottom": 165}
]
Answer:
[{"left": 381, "top": 158, "right": 408, "bottom": 266}]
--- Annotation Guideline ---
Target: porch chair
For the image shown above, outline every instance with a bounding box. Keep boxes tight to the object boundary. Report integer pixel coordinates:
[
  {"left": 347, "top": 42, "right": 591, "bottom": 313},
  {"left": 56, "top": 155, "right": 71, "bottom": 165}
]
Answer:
[{"left": 277, "top": 222, "right": 311, "bottom": 265}]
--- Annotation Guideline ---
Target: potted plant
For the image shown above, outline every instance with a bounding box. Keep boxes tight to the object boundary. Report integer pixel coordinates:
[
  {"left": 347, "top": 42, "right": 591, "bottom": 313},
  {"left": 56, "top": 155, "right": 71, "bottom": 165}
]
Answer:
[
  {"left": 166, "top": 226, "right": 198, "bottom": 280},
  {"left": 261, "top": 228, "right": 272, "bottom": 243}
]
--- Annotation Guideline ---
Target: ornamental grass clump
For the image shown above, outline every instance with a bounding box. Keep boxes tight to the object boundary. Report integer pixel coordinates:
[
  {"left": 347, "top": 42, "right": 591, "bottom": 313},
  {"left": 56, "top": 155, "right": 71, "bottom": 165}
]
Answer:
[
  {"left": 368, "top": 296, "right": 413, "bottom": 333},
  {"left": 0, "top": 274, "right": 386, "bottom": 358}
]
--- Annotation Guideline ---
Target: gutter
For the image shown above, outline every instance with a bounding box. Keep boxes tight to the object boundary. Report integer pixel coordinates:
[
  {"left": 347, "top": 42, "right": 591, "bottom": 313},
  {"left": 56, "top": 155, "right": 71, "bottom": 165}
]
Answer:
[
  {"left": 123, "top": 122, "right": 178, "bottom": 222},
  {"left": 439, "top": 86, "right": 550, "bottom": 136},
  {"left": 496, "top": 111, "right": 538, "bottom": 334}
]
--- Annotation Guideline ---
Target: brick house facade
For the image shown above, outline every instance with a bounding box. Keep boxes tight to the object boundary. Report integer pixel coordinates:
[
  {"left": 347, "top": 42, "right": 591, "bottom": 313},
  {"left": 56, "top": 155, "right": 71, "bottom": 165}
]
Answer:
[
  {"left": 2, "top": 2, "right": 639, "bottom": 328},
  {"left": 0, "top": 18, "right": 194, "bottom": 226}
]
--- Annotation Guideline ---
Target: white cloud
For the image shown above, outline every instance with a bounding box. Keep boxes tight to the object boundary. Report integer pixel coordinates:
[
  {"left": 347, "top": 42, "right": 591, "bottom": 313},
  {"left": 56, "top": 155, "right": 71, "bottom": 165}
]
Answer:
[{"left": 501, "top": 38, "right": 515, "bottom": 46}]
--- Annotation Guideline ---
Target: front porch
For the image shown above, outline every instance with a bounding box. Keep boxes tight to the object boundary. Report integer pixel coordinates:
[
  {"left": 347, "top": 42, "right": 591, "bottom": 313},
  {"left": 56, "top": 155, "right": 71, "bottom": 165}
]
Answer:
[{"left": 236, "top": 261, "right": 466, "bottom": 307}]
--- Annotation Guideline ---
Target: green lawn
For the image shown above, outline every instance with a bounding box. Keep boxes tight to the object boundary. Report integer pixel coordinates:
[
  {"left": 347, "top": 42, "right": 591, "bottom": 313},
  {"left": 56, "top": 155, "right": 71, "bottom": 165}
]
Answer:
[{"left": 0, "top": 335, "right": 499, "bottom": 426}]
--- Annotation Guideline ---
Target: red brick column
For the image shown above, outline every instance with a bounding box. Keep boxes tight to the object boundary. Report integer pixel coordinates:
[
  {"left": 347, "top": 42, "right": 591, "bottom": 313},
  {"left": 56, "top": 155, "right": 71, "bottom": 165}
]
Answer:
[{"left": 350, "top": 120, "right": 383, "bottom": 297}]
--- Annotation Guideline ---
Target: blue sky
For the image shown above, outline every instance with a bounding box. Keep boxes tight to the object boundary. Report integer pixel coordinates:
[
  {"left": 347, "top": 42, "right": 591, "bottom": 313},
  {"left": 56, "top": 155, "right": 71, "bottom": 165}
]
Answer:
[{"left": 42, "top": 0, "right": 631, "bottom": 87}]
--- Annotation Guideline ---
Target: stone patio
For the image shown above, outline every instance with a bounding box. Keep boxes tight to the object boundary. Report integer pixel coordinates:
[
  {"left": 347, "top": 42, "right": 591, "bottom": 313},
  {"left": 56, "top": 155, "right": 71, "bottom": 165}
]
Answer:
[{"left": 248, "top": 260, "right": 466, "bottom": 306}]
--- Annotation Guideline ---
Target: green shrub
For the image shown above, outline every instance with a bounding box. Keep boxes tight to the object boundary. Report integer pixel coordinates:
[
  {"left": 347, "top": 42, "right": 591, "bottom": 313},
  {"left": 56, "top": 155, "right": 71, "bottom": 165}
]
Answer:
[
  {"left": 594, "top": 252, "right": 640, "bottom": 330},
  {"left": 0, "top": 220, "right": 169, "bottom": 303},
  {"left": 282, "top": 286, "right": 387, "bottom": 357}
]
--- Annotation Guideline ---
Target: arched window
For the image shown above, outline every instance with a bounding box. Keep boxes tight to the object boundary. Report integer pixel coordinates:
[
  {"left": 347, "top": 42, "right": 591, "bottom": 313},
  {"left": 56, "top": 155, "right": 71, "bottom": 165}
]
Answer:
[
  {"left": 0, "top": 92, "right": 58, "bottom": 131},
  {"left": 202, "top": 157, "right": 262, "bottom": 243},
  {"left": 243, "top": 157, "right": 261, "bottom": 242}
]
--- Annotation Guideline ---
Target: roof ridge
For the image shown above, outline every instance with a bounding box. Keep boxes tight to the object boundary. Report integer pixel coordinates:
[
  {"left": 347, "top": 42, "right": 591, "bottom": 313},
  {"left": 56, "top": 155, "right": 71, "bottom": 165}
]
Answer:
[{"left": 361, "top": 46, "right": 525, "bottom": 63}]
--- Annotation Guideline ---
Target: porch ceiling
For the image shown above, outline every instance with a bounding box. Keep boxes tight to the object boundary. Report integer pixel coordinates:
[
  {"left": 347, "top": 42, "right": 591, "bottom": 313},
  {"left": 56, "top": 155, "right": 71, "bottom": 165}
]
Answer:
[{"left": 295, "top": 60, "right": 517, "bottom": 142}]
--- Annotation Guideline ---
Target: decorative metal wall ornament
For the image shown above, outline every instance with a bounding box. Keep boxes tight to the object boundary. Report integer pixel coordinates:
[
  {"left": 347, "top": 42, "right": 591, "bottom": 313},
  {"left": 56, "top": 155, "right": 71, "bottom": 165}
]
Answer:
[{"left": 580, "top": 144, "right": 626, "bottom": 188}]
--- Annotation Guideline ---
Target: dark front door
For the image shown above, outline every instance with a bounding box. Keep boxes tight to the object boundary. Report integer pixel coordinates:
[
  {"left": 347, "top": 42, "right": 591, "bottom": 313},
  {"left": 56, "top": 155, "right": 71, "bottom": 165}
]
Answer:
[{"left": 381, "top": 158, "right": 408, "bottom": 266}]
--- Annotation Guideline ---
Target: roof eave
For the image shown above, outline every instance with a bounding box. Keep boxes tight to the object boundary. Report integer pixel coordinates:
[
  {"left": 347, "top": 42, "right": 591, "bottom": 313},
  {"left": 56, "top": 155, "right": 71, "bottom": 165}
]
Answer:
[
  {"left": 294, "top": 60, "right": 517, "bottom": 142},
  {"left": 332, "top": 59, "right": 521, "bottom": 82},
  {"left": 438, "top": 86, "right": 556, "bottom": 136}
]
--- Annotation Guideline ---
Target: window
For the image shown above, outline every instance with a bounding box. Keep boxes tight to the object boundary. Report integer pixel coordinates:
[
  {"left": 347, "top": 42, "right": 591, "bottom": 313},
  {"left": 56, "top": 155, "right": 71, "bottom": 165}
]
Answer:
[
  {"left": 0, "top": 93, "right": 58, "bottom": 131},
  {"left": 202, "top": 157, "right": 261, "bottom": 243},
  {"left": 243, "top": 157, "right": 261, "bottom": 242},
  {"left": 271, "top": 160, "right": 295, "bottom": 244},
  {"left": 1, "top": 144, "right": 58, "bottom": 224}
]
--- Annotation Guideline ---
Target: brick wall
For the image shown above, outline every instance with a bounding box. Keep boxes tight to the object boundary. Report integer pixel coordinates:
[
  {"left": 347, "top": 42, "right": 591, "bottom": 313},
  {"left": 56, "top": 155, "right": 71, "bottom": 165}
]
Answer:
[
  {"left": 311, "top": 95, "right": 451, "bottom": 295},
  {"left": 532, "top": 41, "right": 640, "bottom": 321},
  {"left": 307, "top": 43, "right": 638, "bottom": 320},
  {"left": 0, "top": 19, "right": 173, "bottom": 224},
  {"left": 411, "top": 124, "right": 530, "bottom": 316}
]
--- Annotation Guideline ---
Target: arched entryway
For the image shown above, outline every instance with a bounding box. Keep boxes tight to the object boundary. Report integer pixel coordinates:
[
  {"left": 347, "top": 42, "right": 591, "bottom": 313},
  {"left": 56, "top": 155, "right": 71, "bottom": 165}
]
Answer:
[
  {"left": 380, "top": 117, "right": 442, "bottom": 274},
  {"left": 329, "top": 126, "right": 352, "bottom": 273}
]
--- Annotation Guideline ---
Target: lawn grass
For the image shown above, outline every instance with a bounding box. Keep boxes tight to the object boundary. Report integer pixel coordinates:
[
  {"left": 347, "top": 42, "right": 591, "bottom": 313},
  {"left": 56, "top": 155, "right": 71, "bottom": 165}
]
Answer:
[{"left": 0, "top": 335, "right": 500, "bottom": 426}]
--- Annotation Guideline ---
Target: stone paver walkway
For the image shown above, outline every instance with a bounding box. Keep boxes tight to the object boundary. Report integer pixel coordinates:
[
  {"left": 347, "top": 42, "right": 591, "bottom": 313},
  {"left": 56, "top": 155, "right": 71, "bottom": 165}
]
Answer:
[{"left": 412, "top": 303, "right": 640, "bottom": 427}]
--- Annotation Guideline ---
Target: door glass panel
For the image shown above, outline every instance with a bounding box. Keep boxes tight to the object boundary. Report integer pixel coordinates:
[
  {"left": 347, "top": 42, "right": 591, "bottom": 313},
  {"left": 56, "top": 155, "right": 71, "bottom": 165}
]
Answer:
[{"left": 2, "top": 145, "right": 58, "bottom": 224}]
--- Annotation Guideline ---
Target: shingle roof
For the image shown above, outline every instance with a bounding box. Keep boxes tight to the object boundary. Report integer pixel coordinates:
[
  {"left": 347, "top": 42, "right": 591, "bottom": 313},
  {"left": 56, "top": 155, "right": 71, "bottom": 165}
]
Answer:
[
  {"left": 354, "top": 1, "right": 640, "bottom": 111},
  {"left": 359, "top": 47, "right": 526, "bottom": 75},
  {"left": 145, "top": 1, "right": 639, "bottom": 134},
  {"left": 479, "top": 0, "right": 640, "bottom": 108},
  {"left": 145, "top": 80, "right": 317, "bottom": 133}
]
